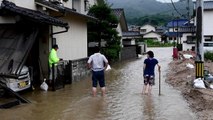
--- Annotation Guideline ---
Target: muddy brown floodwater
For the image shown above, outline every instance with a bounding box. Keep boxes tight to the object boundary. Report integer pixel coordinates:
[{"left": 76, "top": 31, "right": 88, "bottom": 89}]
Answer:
[{"left": 0, "top": 47, "right": 197, "bottom": 120}]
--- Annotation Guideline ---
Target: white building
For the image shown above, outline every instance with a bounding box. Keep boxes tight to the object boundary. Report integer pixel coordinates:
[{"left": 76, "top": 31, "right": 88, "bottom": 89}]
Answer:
[
  {"left": 143, "top": 31, "right": 161, "bottom": 42},
  {"left": 194, "top": 1, "right": 213, "bottom": 51},
  {"left": 140, "top": 24, "right": 156, "bottom": 34},
  {"left": 112, "top": 8, "right": 128, "bottom": 46},
  {"left": 0, "top": 0, "right": 97, "bottom": 82}
]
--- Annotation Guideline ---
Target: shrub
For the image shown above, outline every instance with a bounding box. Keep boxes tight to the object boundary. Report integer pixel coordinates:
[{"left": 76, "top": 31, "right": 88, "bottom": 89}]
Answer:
[
  {"left": 204, "top": 51, "right": 213, "bottom": 61},
  {"left": 145, "top": 39, "right": 173, "bottom": 47}
]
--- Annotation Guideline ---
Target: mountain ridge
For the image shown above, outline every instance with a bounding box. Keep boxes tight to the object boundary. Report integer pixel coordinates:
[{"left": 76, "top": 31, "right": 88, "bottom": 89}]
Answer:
[{"left": 107, "top": 0, "right": 193, "bottom": 19}]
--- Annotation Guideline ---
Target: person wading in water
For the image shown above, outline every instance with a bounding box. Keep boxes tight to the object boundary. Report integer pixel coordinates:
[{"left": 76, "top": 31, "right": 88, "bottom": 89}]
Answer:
[
  {"left": 142, "top": 51, "right": 161, "bottom": 95},
  {"left": 87, "top": 47, "right": 108, "bottom": 97}
]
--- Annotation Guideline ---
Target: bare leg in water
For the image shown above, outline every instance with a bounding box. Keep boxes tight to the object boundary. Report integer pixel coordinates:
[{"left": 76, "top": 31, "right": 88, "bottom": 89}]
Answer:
[
  {"left": 92, "top": 87, "right": 97, "bottom": 97},
  {"left": 142, "top": 84, "right": 149, "bottom": 95},
  {"left": 101, "top": 87, "right": 106, "bottom": 97},
  {"left": 148, "top": 85, "right": 152, "bottom": 95}
]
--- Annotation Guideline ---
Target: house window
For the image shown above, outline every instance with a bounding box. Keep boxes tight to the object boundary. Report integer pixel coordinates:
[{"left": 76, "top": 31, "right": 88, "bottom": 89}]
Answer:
[
  {"left": 174, "top": 37, "right": 177, "bottom": 40},
  {"left": 205, "top": 36, "right": 213, "bottom": 42},
  {"left": 84, "top": 0, "right": 89, "bottom": 12},
  {"left": 141, "top": 29, "right": 146, "bottom": 33},
  {"left": 169, "top": 37, "right": 173, "bottom": 40}
]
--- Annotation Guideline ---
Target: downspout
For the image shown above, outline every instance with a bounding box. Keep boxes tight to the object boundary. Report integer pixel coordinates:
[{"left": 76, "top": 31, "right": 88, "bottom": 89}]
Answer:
[{"left": 50, "top": 26, "right": 69, "bottom": 47}]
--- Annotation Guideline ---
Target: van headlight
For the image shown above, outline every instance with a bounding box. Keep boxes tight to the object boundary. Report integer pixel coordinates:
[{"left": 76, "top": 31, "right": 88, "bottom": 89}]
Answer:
[{"left": 7, "top": 78, "right": 17, "bottom": 83}]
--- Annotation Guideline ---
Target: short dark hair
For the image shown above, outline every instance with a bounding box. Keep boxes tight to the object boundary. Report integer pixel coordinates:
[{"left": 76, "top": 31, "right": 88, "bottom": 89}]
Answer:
[
  {"left": 53, "top": 44, "right": 59, "bottom": 49},
  {"left": 147, "top": 51, "right": 154, "bottom": 58},
  {"left": 94, "top": 46, "right": 100, "bottom": 53}
]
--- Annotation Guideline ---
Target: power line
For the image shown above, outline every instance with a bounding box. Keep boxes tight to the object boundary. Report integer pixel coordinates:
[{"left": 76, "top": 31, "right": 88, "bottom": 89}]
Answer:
[{"left": 170, "top": 0, "right": 185, "bottom": 18}]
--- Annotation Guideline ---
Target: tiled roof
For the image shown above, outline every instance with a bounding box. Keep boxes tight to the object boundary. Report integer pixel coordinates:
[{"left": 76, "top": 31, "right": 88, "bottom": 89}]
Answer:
[
  {"left": 112, "top": 8, "right": 123, "bottom": 19},
  {"left": 122, "top": 31, "right": 141, "bottom": 37},
  {"left": 165, "top": 32, "right": 183, "bottom": 37},
  {"left": 35, "top": 0, "right": 97, "bottom": 20},
  {"left": 167, "top": 19, "right": 188, "bottom": 27},
  {"left": 0, "top": 0, "right": 68, "bottom": 28}
]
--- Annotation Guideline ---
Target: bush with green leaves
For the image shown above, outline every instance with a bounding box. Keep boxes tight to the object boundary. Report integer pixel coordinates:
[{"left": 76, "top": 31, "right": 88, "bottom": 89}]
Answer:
[
  {"left": 88, "top": 1, "right": 121, "bottom": 61},
  {"left": 204, "top": 51, "right": 213, "bottom": 61},
  {"left": 145, "top": 39, "right": 173, "bottom": 47}
]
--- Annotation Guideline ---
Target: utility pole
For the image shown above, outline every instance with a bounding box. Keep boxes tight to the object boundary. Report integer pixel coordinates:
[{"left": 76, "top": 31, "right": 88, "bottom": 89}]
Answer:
[
  {"left": 187, "top": 0, "right": 190, "bottom": 23},
  {"left": 195, "top": 0, "right": 204, "bottom": 79},
  {"left": 196, "top": 0, "right": 204, "bottom": 61}
]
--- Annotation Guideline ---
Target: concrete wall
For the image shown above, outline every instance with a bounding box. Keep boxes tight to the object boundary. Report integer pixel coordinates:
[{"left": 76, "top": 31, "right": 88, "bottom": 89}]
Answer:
[
  {"left": 204, "top": 11, "right": 213, "bottom": 36},
  {"left": 121, "top": 46, "right": 137, "bottom": 60},
  {"left": 143, "top": 32, "right": 161, "bottom": 41},
  {"left": 69, "top": 58, "right": 90, "bottom": 81},
  {"left": 53, "top": 15, "right": 88, "bottom": 60}
]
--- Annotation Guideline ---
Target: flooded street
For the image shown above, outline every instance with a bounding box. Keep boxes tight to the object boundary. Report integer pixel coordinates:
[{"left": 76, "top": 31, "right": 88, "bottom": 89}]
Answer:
[{"left": 0, "top": 47, "right": 196, "bottom": 120}]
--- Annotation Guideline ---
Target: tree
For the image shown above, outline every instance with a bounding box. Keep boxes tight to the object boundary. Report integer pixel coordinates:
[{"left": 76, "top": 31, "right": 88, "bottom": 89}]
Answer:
[{"left": 88, "top": 1, "right": 121, "bottom": 61}]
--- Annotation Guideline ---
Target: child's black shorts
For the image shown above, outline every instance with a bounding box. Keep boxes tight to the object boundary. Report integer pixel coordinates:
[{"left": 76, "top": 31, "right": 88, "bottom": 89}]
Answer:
[{"left": 144, "top": 74, "right": 155, "bottom": 85}]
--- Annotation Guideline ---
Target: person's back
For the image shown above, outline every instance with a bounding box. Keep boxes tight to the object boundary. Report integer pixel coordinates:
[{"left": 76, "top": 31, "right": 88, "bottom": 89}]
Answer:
[
  {"left": 90, "top": 53, "right": 106, "bottom": 71},
  {"left": 144, "top": 58, "right": 158, "bottom": 76},
  {"left": 87, "top": 47, "right": 108, "bottom": 97}
]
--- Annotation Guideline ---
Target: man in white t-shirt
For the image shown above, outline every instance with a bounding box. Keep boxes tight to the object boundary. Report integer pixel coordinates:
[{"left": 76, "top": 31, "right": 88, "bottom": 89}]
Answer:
[{"left": 87, "top": 47, "right": 108, "bottom": 97}]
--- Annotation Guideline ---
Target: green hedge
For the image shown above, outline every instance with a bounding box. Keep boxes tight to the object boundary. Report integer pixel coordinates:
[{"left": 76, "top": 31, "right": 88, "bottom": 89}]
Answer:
[
  {"left": 145, "top": 39, "right": 173, "bottom": 47},
  {"left": 204, "top": 51, "right": 213, "bottom": 61}
]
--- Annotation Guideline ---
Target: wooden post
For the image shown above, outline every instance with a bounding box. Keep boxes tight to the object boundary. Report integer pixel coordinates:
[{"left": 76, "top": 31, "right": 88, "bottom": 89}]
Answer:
[{"left": 159, "top": 71, "right": 161, "bottom": 96}]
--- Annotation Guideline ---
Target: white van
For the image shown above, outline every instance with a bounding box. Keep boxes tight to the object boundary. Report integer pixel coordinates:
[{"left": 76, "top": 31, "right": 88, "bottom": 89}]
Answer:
[{"left": 0, "top": 66, "right": 32, "bottom": 93}]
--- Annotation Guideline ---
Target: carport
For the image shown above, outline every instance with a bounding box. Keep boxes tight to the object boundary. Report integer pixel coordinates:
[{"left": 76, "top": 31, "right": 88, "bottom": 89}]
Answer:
[{"left": 0, "top": 0, "right": 68, "bottom": 108}]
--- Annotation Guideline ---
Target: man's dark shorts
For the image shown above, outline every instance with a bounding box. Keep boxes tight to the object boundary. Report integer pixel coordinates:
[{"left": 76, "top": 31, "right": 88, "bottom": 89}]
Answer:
[
  {"left": 92, "top": 70, "right": 105, "bottom": 88},
  {"left": 144, "top": 74, "right": 155, "bottom": 86}
]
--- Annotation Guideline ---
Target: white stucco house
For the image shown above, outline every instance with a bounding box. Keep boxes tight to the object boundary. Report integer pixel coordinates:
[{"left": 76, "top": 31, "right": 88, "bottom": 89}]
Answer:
[
  {"left": 112, "top": 8, "right": 128, "bottom": 47},
  {"left": 164, "top": 19, "right": 195, "bottom": 50},
  {"left": 194, "top": 1, "right": 213, "bottom": 51},
  {"left": 0, "top": 0, "right": 98, "bottom": 83},
  {"left": 140, "top": 24, "right": 156, "bottom": 35},
  {"left": 143, "top": 31, "right": 161, "bottom": 42}
]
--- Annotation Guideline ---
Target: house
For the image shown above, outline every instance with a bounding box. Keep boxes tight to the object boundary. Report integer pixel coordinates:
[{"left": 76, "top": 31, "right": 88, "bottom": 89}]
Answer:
[
  {"left": 122, "top": 31, "right": 141, "bottom": 45},
  {"left": 165, "top": 19, "right": 195, "bottom": 50},
  {"left": 128, "top": 25, "right": 140, "bottom": 32},
  {"left": 143, "top": 30, "right": 161, "bottom": 42},
  {"left": 112, "top": 8, "right": 140, "bottom": 60},
  {"left": 155, "top": 26, "right": 167, "bottom": 35},
  {"left": 0, "top": 0, "right": 98, "bottom": 85},
  {"left": 112, "top": 8, "right": 128, "bottom": 45},
  {"left": 194, "top": 1, "right": 213, "bottom": 43},
  {"left": 140, "top": 24, "right": 156, "bottom": 35}
]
